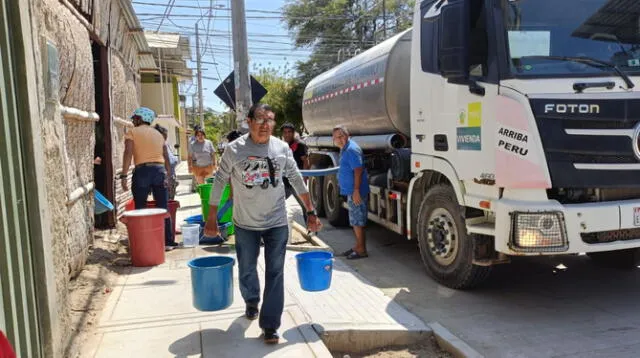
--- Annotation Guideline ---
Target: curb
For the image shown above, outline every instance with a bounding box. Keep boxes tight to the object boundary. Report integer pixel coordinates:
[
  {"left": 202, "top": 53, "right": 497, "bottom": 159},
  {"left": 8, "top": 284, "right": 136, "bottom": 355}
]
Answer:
[
  {"left": 290, "top": 221, "right": 334, "bottom": 252},
  {"left": 312, "top": 324, "right": 432, "bottom": 354},
  {"left": 429, "top": 322, "right": 484, "bottom": 358}
]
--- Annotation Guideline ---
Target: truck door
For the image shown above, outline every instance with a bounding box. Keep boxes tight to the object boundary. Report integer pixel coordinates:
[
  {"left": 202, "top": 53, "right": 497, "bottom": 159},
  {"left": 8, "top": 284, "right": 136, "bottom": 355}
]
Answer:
[{"left": 414, "top": 0, "right": 499, "bottom": 183}]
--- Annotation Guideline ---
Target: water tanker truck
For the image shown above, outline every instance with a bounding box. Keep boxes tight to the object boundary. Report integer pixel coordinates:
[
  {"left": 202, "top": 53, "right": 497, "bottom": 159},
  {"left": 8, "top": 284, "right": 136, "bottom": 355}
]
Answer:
[{"left": 301, "top": 0, "right": 640, "bottom": 288}]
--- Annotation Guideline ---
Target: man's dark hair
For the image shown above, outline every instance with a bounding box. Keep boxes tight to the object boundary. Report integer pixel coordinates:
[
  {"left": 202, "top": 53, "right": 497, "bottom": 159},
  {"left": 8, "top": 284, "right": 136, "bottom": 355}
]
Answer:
[
  {"left": 280, "top": 122, "right": 295, "bottom": 131},
  {"left": 226, "top": 130, "right": 242, "bottom": 142},
  {"left": 248, "top": 103, "right": 273, "bottom": 119}
]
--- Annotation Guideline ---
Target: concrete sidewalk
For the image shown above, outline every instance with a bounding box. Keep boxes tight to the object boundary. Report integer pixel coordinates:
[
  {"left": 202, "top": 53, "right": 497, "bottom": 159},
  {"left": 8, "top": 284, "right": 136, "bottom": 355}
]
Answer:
[{"left": 83, "top": 164, "right": 444, "bottom": 357}]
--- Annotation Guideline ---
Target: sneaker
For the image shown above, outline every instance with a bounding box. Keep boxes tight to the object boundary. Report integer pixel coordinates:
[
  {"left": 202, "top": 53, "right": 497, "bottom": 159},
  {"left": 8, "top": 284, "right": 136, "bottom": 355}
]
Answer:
[
  {"left": 245, "top": 306, "right": 259, "bottom": 320},
  {"left": 263, "top": 329, "right": 279, "bottom": 344}
]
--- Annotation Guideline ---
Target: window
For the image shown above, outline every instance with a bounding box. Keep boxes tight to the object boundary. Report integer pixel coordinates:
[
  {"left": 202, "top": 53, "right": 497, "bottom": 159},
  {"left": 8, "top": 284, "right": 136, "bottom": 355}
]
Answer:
[{"left": 421, "top": 0, "right": 441, "bottom": 73}]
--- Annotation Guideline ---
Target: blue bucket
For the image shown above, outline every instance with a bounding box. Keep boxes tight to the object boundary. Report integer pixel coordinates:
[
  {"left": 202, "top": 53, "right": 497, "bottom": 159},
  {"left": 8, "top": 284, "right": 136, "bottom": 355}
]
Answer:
[
  {"left": 94, "top": 189, "right": 114, "bottom": 215},
  {"left": 295, "top": 251, "right": 334, "bottom": 292},
  {"left": 187, "top": 256, "right": 235, "bottom": 311}
]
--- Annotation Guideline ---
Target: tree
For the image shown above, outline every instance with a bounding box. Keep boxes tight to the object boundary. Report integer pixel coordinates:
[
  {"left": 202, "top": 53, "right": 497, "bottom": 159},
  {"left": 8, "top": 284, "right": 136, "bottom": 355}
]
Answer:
[
  {"left": 253, "top": 66, "right": 304, "bottom": 135},
  {"left": 282, "top": 0, "right": 414, "bottom": 86},
  {"left": 203, "top": 110, "right": 234, "bottom": 144}
]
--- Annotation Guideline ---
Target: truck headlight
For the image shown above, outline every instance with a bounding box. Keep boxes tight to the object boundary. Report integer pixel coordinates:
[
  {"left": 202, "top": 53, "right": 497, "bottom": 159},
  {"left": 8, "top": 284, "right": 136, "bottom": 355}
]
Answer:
[{"left": 510, "top": 212, "right": 568, "bottom": 252}]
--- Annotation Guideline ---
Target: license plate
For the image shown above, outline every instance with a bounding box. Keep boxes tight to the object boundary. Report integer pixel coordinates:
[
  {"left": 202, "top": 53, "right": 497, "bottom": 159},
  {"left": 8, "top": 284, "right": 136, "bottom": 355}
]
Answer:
[{"left": 635, "top": 208, "right": 640, "bottom": 226}]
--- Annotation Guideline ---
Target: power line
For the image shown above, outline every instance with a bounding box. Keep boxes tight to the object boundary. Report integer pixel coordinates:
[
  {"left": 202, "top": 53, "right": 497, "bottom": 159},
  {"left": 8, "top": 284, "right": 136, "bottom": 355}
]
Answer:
[
  {"left": 155, "top": 0, "right": 176, "bottom": 32},
  {"left": 136, "top": 13, "right": 377, "bottom": 20}
]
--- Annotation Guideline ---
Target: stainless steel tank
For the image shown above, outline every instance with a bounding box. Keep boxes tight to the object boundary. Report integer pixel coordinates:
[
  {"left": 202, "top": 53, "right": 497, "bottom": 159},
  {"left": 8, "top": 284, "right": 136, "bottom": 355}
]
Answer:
[{"left": 302, "top": 29, "right": 412, "bottom": 137}]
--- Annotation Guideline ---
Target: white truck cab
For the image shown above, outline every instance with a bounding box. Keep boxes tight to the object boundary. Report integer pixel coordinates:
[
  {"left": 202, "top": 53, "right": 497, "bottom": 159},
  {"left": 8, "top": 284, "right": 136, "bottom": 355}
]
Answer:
[{"left": 303, "top": 0, "right": 640, "bottom": 288}]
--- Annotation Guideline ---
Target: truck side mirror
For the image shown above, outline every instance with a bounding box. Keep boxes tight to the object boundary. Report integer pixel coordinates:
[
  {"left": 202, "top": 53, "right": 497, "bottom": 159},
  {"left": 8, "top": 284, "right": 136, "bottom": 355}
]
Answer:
[{"left": 438, "top": 0, "right": 470, "bottom": 80}]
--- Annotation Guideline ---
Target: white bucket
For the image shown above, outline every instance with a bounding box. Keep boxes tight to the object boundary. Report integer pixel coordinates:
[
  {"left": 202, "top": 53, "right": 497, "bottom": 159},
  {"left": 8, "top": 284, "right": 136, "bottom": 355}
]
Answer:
[{"left": 182, "top": 224, "right": 200, "bottom": 247}]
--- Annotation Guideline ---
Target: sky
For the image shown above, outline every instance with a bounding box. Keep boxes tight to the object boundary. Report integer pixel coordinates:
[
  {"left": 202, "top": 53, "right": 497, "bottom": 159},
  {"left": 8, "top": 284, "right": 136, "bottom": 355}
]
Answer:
[{"left": 132, "top": 0, "right": 312, "bottom": 113}]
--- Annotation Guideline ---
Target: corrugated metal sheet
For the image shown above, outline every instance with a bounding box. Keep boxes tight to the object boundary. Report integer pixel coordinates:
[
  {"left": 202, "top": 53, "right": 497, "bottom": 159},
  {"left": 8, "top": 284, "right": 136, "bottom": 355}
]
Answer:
[
  {"left": 572, "top": 0, "right": 640, "bottom": 43},
  {"left": 145, "top": 32, "right": 181, "bottom": 48}
]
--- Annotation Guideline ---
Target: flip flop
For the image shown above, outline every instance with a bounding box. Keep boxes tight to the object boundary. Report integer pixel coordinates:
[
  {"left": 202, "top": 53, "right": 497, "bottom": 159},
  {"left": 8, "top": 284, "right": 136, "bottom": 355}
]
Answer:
[
  {"left": 341, "top": 248, "right": 355, "bottom": 257},
  {"left": 346, "top": 251, "right": 368, "bottom": 260}
]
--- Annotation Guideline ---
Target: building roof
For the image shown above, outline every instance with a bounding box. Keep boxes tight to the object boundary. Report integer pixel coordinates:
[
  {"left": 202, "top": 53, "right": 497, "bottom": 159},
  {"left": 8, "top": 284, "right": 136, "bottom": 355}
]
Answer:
[{"left": 142, "top": 31, "right": 192, "bottom": 80}]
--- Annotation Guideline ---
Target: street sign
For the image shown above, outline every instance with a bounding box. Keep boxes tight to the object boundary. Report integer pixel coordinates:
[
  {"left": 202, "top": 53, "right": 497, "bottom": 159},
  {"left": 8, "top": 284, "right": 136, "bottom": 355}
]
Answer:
[{"left": 214, "top": 71, "right": 268, "bottom": 110}]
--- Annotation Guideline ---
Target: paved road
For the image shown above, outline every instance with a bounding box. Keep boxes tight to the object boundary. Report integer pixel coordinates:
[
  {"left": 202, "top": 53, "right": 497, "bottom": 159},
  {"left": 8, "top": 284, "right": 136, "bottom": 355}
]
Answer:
[{"left": 288, "top": 203, "right": 640, "bottom": 358}]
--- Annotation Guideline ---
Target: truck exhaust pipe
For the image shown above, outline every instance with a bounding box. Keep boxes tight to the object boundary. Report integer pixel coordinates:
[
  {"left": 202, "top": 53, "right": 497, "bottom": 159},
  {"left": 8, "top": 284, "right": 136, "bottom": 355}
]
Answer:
[{"left": 303, "top": 133, "right": 408, "bottom": 151}]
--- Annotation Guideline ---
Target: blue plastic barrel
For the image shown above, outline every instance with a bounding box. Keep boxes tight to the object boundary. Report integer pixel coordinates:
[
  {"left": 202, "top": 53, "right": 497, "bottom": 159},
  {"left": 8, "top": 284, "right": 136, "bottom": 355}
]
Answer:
[
  {"left": 295, "top": 251, "right": 334, "bottom": 292},
  {"left": 187, "top": 256, "right": 235, "bottom": 311}
]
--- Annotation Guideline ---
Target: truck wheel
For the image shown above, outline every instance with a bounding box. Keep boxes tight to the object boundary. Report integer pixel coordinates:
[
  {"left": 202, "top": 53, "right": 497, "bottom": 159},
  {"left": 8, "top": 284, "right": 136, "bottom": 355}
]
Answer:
[
  {"left": 587, "top": 249, "right": 640, "bottom": 269},
  {"left": 416, "top": 185, "right": 491, "bottom": 289},
  {"left": 308, "top": 169, "right": 325, "bottom": 217},
  {"left": 324, "top": 174, "right": 349, "bottom": 227}
]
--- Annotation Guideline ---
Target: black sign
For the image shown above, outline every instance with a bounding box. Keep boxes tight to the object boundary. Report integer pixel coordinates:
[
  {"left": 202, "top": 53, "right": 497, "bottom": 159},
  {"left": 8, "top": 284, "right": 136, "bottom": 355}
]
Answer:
[{"left": 214, "top": 71, "right": 268, "bottom": 110}]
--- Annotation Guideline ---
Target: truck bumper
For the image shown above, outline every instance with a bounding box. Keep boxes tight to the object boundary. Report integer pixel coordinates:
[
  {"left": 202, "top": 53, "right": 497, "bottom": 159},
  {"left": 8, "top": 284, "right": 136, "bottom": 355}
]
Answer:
[{"left": 494, "top": 198, "right": 640, "bottom": 255}]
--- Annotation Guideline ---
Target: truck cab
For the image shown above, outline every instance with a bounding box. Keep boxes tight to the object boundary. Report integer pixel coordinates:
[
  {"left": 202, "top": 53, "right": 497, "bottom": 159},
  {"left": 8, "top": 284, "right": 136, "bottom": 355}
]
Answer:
[
  {"left": 410, "top": 0, "right": 640, "bottom": 287},
  {"left": 302, "top": 0, "right": 640, "bottom": 289}
]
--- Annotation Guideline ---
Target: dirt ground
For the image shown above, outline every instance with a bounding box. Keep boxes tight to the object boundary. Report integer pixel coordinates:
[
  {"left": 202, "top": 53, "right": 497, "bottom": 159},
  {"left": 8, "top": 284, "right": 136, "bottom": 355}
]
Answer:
[
  {"left": 65, "top": 226, "right": 130, "bottom": 358},
  {"left": 332, "top": 336, "right": 453, "bottom": 358}
]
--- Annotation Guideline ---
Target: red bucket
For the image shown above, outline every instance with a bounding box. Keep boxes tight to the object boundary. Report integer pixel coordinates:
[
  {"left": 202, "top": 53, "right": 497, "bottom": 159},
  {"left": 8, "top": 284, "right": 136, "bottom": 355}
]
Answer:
[
  {"left": 147, "top": 200, "right": 181, "bottom": 236},
  {"left": 120, "top": 209, "right": 168, "bottom": 267}
]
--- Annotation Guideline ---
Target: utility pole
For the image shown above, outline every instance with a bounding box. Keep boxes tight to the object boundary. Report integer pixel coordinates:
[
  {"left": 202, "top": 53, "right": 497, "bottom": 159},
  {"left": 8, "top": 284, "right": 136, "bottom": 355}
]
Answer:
[
  {"left": 231, "top": 0, "right": 252, "bottom": 132},
  {"left": 382, "top": 0, "right": 387, "bottom": 40},
  {"left": 191, "top": 94, "right": 196, "bottom": 127},
  {"left": 195, "top": 24, "right": 205, "bottom": 129}
]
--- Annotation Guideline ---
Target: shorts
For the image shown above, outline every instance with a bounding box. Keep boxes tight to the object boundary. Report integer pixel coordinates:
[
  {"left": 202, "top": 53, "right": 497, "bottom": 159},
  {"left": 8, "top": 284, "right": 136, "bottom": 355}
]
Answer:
[
  {"left": 192, "top": 165, "right": 215, "bottom": 182},
  {"left": 347, "top": 195, "right": 368, "bottom": 227}
]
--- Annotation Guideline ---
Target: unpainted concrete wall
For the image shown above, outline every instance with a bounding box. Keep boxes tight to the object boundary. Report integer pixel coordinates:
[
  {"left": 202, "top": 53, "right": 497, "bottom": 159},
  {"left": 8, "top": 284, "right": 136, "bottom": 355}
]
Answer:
[{"left": 32, "top": 0, "right": 141, "bottom": 355}]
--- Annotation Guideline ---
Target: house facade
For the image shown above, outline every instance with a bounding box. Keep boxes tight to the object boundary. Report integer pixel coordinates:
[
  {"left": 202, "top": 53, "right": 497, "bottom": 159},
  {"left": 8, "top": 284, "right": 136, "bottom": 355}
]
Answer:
[{"left": 0, "top": 0, "right": 153, "bottom": 356}]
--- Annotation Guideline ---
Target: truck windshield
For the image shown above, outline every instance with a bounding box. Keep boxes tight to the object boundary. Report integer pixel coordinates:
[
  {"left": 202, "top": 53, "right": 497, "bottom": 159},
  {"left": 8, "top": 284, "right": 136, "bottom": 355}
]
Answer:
[{"left": 503, "top": 0, "right": 640, "bottom": 77}]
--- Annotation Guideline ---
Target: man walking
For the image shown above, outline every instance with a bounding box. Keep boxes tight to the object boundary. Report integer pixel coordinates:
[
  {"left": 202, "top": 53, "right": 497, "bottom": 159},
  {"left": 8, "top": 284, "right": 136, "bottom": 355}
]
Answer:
[
  {"left": 333, "top": 125, "right": 369, "bottom": 259},
  {"left": 203, "top": 103, "right": 322, "bottom": 344},
  {"left": 280, "top": 122, "right": 310, "bottom": 224}
]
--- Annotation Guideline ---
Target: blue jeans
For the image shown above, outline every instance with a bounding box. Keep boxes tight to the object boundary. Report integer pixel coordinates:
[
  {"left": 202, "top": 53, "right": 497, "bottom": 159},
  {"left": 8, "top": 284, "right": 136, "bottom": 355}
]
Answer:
[
  {"left": 235, "top": 225, "right": 288, "bottom": 330},
  {"left": 132, "top": 165, "right": 174, "bottom": 244}
]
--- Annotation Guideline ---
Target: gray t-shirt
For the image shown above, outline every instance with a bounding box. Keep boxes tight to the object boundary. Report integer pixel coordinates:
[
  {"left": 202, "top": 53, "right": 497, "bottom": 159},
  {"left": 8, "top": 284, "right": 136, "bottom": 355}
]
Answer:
[
  {"left": 209, "top": 134, "right": 308, "bottom": 230},
  {"left": 190, "top": 139, "right": 216, "bottom": 167}
]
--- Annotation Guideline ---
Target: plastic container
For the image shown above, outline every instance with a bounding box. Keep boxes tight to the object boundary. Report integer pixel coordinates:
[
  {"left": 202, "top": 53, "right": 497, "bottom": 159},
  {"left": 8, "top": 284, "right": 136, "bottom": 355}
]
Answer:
[
  {"left": 197, "top": 183, "right": 234, "bottom": 236},
  {"left": 198, "top": 184, "right": 213, "bottom": 219},
  {"left": 181, "top": 224, "right": 200, "bottom": 247},
  {"left": 147, "top": 200, "right": 181, "bottom": 236},
  {"left": 94, "top": 189, "right": 114, "bottom": 215},
  {"left": 295, "top": 251, "right": 334, "bottom": 292},
  {"left": 188, "top": 256, "right": 235, "bottom": 311},
  {"left": 120, "top": 209, "right": 168, "bottom": 267},
  {"left": 185, "top": 214, "right": 205, "bottom": 227},
  {"left": 125, "top": 198, "right": 136, "bottom": 211}
]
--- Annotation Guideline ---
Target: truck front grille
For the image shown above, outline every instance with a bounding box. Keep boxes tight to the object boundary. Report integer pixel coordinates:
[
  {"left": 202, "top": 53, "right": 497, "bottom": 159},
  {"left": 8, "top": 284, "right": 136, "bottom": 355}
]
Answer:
[{"left": 530, "top": 97, "right": 640, "bottom": 188}]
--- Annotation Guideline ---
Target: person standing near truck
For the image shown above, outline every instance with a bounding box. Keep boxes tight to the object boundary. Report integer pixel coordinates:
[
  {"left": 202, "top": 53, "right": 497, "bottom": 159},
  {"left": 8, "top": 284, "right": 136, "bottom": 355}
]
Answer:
[
  {"left": 280, "top": 122, "right": 310, "bottom": 224},
  {"left": 203, "top": 103, "right": 322, "bottom": 344},
  {"left": 333, "top": 125, "right": 369, "bottom": 259}
]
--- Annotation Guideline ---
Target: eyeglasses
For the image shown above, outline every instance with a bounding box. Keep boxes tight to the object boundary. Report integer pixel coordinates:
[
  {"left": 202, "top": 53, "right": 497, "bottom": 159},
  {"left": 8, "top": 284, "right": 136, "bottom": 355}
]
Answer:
[{"left": 252, "top": 117, "right": 275, "bottom": 125}]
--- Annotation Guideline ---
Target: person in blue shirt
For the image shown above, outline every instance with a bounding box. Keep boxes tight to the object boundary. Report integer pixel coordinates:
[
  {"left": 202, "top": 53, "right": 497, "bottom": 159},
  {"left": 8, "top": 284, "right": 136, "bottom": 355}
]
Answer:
[{"left": 333, "top": 125, "right": 369, "bottom": 259}]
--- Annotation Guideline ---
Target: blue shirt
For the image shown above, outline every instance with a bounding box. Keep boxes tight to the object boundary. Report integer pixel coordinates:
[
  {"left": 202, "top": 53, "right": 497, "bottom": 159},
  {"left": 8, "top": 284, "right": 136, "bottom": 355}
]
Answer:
[{"left": 338, "top": 140, "right": 369, "bottom": 196}]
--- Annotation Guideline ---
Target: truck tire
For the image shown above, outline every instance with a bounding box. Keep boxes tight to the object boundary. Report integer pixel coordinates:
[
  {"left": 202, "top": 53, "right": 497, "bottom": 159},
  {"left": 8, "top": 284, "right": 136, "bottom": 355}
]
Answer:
[
  {"left": 308, "top": 169, "right": 325, "bottom": 217},
  {"left": 324, "top": 174, "right": 349, "bottom": 227},
  {"left": 587, "top": 249, "right": 640, "bottom": 269},
  {"left": 416, "top": 185, "right": 491, "bottom": 289}
]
